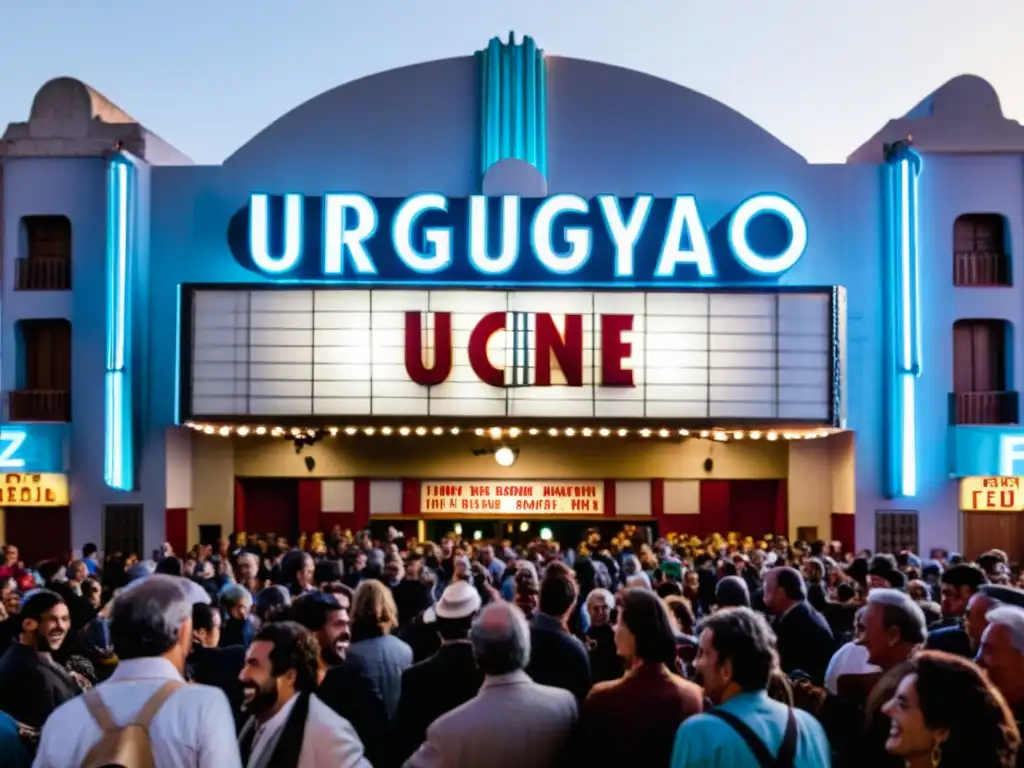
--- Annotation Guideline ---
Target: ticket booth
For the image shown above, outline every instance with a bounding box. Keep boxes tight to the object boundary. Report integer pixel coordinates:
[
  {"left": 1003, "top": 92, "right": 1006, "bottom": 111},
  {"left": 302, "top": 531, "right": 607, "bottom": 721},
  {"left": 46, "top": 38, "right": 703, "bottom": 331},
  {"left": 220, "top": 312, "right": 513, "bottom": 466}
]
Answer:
[{"left": 959, "top": 476, "right": 1024, "bottom": 561}]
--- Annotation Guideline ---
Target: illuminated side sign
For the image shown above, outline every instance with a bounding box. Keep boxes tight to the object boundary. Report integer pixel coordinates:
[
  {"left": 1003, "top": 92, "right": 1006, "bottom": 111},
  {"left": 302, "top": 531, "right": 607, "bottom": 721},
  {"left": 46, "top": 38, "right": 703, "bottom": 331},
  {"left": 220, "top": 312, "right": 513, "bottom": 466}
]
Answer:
[
  {"left": 1, "top": 473, "right": 69, "bottom": 507},
  {"left": 0, "top": 425, "right": 67, "bottom": 474},
  {"left": 226, "top": 193, "right": 808, "bottom": 285},
  {"left": 960, "top": 476, "right": 1024, "bottom": 512}
]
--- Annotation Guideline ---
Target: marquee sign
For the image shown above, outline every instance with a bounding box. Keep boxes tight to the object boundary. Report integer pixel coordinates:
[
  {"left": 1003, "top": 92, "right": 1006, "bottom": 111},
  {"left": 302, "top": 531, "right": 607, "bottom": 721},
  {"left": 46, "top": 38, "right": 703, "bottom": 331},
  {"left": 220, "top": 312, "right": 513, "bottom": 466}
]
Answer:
[
  {"left": 182, "top": 286, "right": 839, "bottom": 423},
  {"left": 422, "top": 481, "right": 604, "bottom": 514},
  {"left": 226, "top": 193, "right": 808, "bottom": 285}
]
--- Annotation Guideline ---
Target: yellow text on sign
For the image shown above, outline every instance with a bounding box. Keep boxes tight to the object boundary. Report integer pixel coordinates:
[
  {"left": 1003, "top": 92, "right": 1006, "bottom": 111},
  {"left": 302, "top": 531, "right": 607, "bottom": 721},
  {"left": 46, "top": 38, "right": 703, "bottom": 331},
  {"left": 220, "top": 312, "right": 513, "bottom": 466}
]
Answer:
[
  {"left": 1, "top": 473, "right": 68, "bottom": 507},
  {"left": 960, "top": 476, "right": 1024, "bottom": 512}
]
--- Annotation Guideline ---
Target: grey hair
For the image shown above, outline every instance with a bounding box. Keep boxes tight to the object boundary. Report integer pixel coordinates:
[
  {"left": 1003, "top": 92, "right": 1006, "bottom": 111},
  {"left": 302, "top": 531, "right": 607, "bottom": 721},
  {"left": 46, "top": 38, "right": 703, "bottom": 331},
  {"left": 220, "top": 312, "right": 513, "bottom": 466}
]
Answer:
[
  {"left": 985, "top": 606, "right": 1024, "bottom": 654},
  {"left": 866, "top": 588, "right": 927, "bottom": 644},
  {"left": 622, "top": 555, "right": 640, "bottom": 576},
  {"left": 237, "top": 552, "right": 260, "bottom": 571},
  {"left": 126, "top": 560, "right": 156, "bottom": 582},
  {"left": 109, "top": 574, "right": 193, "bottom": 660},
  {"left": 586, "top": 588, "right": 615, "bottom": 611},
  {"left": 470, "top": 601, "right": 531, "bottom": 676},
  {"left": 219, "top": 583, "right": 253, "bottom": 611},
  {"left": 625, "top": 572, "right": 652, "bottom": 590}
]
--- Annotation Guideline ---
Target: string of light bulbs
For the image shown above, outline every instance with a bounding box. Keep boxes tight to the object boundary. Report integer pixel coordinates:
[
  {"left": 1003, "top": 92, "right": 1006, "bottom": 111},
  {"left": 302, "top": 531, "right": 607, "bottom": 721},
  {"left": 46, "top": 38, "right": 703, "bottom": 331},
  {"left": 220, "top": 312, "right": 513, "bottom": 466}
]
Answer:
[{"left": 182, "top": 421, "right": 835, "bottom": 442}]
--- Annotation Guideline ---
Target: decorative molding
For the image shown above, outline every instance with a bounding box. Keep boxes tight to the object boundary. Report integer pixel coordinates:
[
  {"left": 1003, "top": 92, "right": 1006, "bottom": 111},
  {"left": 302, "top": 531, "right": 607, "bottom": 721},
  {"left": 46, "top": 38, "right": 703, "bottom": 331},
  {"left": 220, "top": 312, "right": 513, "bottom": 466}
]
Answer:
[{"left": 476, "top": 32, "right": 547, "bottom": 181}]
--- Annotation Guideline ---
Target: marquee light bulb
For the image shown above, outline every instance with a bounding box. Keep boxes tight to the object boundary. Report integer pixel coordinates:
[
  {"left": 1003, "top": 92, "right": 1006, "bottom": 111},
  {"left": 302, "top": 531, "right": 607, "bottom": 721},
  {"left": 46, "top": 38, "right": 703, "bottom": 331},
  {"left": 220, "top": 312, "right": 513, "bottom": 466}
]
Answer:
[
  {"left": 599, "top": 428, "right": 610, "bottom": 436},
  {"left": 381, "top": 426, "right": 393, "bottom": 435},
  {"left": 658, "top": 429, "right": 669, "bottom": 438},
  {"left": 508, "top": 428, "right": 520, "bottom": 438},
  {"left": 344, "top": 427, "right": 357, "bottom": 435},
  {"left": 432, "top": 427, "right": 444, "bottom": 435},
  {"left": 548, "top": 428, "right": 559, "bottom": 436},
  {"left": 564, "top": 428, "right": 576, "bottom": 436},
  {"left": 489, "top": 427, "right": 503, "bottom": 439},
  {"left": 494, "top": 446, "right": 517, "bottom": 467},
  {"left": 475, "top": 428, "right": 485, "bottom": 436},
  {"left": 617, "top": 428, "right": 628, "bottom": 437},
  {"left": 415, "top": 427, "right": 427, "bottom": 435}
]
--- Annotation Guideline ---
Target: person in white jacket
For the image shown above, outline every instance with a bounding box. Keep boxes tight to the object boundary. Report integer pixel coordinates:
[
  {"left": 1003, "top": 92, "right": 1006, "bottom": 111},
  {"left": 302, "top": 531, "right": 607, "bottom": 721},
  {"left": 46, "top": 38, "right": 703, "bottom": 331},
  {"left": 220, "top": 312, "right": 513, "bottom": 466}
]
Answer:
[{"left": 237, "top": 620, "right": 369, "bottom": 768}]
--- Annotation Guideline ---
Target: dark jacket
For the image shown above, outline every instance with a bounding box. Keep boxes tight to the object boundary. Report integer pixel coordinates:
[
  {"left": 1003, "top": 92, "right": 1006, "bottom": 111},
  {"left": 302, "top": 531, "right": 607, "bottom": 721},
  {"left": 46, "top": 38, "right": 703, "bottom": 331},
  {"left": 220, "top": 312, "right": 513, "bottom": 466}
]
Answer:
[
  {"left": 393, "top": 641, "right": 483, "bottom": 763},
  {"left": 0, "top": 643, "right": 80, "bottom": 731},
  {"left": 773, "top": 601, "right": 835, "bottom": 685},
  {"left": 925, "top": 624, "right": 973, "bottom": 659},
  {"left": 525, "top": 612, "right": 592, "bottom": 701},
  {"left": 318, "top": 657, "right": 391, "bottom": 766},
  {"left": 585, "top": 624, "right": 623, "bottom": 684},
  {"left": 187, "top": 644, "right": 247, "bottom": 731},
  {"left": 219, "top": 617, "right": 256, "bottom": 649}
]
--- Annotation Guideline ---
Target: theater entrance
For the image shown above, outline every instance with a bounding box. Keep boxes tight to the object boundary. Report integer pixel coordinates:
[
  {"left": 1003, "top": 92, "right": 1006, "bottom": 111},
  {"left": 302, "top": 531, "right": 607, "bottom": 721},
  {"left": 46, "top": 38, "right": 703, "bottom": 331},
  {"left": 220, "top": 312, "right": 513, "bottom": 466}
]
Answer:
[{"left": 418, "top": 518, "right": 658, "bottom": 549}]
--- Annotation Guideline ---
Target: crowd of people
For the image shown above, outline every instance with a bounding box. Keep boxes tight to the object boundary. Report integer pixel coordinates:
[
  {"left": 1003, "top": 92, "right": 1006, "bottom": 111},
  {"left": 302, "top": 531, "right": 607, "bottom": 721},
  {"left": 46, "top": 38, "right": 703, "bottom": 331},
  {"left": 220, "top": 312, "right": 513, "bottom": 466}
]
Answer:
[{"left": 0, "top": 527, "right": 1023, "bottom": 766}]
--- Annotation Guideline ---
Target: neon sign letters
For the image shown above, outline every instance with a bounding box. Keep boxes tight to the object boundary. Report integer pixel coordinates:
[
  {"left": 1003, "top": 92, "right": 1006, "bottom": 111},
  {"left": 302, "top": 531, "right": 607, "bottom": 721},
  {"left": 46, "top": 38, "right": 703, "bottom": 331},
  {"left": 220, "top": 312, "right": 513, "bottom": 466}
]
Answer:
[
  {"left": 227, "top": 192, "right": 808, "bottom": 285},
  {"left": 0, "top": 430, "right": 27, "bottom": 469},
  {"left": 0, "top": 425, "right": 66, "bottom": 474}
]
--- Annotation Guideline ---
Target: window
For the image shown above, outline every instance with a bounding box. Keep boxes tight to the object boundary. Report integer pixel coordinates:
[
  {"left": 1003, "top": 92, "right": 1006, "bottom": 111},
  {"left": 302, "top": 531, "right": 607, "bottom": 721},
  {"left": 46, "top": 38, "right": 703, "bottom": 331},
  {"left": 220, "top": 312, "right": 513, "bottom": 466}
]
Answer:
[
  {"left": 17, "top": 215, "right": 71, "bottom": 290},
  {"left": 951, "top": 319, "right": 1017, "bottom": 424},
  {"left": 8, "top": 319, "right": 71, "bottom": 421},
  {"left": 953, "top": 214, "right": 1011, "bottom": 286},
  {"left": 103, "top": 504, "right": 144, "bottom": 560},
  {"left": 875, "top": 511, "right": 919, "bottom": 554}
]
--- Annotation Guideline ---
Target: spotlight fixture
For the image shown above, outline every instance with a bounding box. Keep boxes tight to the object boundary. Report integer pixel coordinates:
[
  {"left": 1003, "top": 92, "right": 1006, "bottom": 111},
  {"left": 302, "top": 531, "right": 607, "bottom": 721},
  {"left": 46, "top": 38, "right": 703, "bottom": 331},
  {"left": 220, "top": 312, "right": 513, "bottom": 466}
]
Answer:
[{"left": 494, "top": 446, "right": 518, "bottom": 467}]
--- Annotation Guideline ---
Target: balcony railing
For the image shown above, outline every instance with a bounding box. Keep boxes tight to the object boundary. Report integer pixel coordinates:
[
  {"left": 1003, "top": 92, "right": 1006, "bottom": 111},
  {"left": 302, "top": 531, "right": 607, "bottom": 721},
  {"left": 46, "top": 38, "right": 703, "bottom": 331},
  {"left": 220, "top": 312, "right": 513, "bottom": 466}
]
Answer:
[
  {"left": 950, "top": 391, "right": 1020, "bottom": 425},
  {"left": 954, "top": 251, "right": 1011, "bottom": 287},
  {"left": 15, "top": 257, "right": 71, "bottom": 291},
  {"left": 7, "top": 389, "right": 71, "bottom": 421}
]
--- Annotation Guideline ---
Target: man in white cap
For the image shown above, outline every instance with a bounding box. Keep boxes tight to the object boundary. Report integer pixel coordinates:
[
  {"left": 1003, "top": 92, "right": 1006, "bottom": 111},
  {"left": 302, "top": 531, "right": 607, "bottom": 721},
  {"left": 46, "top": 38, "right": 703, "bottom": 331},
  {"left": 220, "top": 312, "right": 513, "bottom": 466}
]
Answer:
[{"left": 393, "top": 581, "right": 483, "bottom": 763}]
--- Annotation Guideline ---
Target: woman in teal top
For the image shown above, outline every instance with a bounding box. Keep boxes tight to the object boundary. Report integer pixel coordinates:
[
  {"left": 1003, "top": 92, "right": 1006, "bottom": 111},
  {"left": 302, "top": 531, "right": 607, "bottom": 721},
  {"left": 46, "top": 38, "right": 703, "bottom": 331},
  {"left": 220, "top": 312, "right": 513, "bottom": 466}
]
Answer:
[{"left": 671, "top": 607, "right": 831, "bottom": 767}]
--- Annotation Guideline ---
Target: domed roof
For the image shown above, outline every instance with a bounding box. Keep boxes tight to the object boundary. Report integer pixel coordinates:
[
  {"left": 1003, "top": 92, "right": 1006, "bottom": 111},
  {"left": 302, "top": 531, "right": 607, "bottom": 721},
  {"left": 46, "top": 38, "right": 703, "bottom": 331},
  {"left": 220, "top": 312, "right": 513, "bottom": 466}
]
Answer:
[
  {"left": 30, "top": 77, "right": 136, "bottom": 126},
  {"left": 848, "top": 74, "right": 1024, "bottom": 163},
  {"left": 223, "top": 52, "right": 806, "bottom": 194}
]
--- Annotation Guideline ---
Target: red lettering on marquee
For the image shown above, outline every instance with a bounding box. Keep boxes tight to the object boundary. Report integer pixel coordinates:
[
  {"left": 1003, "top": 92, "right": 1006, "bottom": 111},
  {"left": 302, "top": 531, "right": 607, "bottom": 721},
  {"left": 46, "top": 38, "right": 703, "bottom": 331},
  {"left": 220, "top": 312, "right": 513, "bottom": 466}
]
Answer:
[
  {"left": 403, "top": 311, "right": 638, "bottom": 389},
  {"left": 404, "top": 312, "right": 453, "bottom": 386},
  {"left": 535, "top": 314, "right": 583, "bottom": 387},
  {"left": 600, "top": 314, "right": 634, "bottom": 386},
  {"left": 468, "top": 312, "right": 506, "bottom": 387}
]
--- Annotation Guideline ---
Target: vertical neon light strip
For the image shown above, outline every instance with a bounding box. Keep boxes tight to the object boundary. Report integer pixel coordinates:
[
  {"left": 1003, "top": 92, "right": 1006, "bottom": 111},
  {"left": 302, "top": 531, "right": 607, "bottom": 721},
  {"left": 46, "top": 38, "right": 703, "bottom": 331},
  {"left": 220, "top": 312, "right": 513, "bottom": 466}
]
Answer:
[
  {"left": 476, "top": 32, "right": 547, "bottom": 179},
  {"left": 104, "top": 157, "right": 135, "bottom": 491},
  {"left": 885, "top": 146, "right": 923, "bottom": 497}
]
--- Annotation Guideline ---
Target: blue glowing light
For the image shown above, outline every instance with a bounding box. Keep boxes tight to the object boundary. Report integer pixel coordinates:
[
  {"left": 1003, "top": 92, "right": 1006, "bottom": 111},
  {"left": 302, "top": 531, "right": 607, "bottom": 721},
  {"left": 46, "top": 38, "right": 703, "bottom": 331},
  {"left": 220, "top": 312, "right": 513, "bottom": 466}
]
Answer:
[
  {"left": 1000, "top": 435, "right": 1024, "bottom": 476},
  {"left": 653, "top": 195, "right": 715, "bottom": 279},
  {"left": 323, "top": 193, "right": 378, "bottom": 275},
  {"left": 0, "top": 424, "right": 67, "bottom": 473},
  {"left": 392, "top": 193, "right": 453, "bottom": 273},
  {"left": 469, "top": 195, "right": 520, "bottom": 274},
  {"left": 727, "top": 194, "right": 808, "bottom": 275},
  {"left": 0, "top": 430, "right": 27, "bottom": 469},
  {"left": 104, "top": 157, "right": 136, "bottom": 491},
  {"left": 532, "top": 194, "right": 591, "bottom": 274},
  {"left": 884, "top": 146, "right": 923, "bottom": 498},
  {"left": 250, "top": 193, "right": 303, "bottom": 273},
  {"left": 231, "top": 193, "right": 808, "bottom": 285}
]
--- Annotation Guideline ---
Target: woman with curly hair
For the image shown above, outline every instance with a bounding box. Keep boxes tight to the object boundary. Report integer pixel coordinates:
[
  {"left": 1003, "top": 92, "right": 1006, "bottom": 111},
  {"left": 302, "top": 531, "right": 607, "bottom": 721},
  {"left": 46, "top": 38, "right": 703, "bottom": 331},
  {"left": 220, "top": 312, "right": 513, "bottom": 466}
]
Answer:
[{"left": 882, "top": 650, "right": 1020, "bottom": 767}]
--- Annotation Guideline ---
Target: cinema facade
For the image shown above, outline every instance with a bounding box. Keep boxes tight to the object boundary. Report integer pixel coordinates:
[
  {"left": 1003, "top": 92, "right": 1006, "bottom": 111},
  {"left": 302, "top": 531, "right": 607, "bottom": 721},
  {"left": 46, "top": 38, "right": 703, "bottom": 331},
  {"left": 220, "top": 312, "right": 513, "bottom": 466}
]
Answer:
[{"left": 5, "top": 34, "right": 1023, "bottom": 561}]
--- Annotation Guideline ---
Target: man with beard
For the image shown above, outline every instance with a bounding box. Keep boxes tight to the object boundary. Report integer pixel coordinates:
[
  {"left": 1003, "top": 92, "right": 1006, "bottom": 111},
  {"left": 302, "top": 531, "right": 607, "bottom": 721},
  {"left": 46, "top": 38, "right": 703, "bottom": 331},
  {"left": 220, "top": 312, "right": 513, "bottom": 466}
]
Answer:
[
  {"left": 0, "top": 590, "right": 79, "bottom": 750},
  {"left": 237, "top": 621, "right": 369, "bottom": 768},
  {"left": 289, "top": 593, "right": 389, "bottom": 766}
]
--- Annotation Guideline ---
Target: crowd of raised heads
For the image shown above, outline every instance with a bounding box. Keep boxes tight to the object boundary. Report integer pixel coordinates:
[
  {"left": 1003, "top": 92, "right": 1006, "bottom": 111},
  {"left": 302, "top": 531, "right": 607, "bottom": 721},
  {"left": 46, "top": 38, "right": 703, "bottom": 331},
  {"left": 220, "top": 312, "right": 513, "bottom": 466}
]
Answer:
[{"left": 1, "top": 527, "right": 1024, "bottom": 766}]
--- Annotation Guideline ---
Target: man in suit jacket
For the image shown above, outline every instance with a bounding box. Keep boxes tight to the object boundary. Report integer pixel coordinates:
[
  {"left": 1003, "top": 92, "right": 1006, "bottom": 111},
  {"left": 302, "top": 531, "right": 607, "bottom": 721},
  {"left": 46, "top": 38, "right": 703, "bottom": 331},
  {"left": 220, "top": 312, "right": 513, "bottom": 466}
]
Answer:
[
  {"left": 525, "top": 564, "right": 591, "bottom": 701},
  {"left": 395, "top": 581, "right": 484, "bottom": 762},
  {"left": 763, "top": 567, "right": 835, "bottom": 685},
  {"left": 238, "top": 622, "right": 369, "bottom": 768},
  {"left": 405, "top": 601, "right": 577, "bottom": 768}
]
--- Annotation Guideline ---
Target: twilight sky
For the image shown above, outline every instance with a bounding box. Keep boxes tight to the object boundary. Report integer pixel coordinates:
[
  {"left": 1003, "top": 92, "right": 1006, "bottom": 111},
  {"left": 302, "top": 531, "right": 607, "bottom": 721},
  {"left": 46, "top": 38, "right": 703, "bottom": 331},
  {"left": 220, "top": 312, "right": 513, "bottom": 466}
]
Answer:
[{"left": 1, "top": 0, "right": 1022, "bottom": 164}]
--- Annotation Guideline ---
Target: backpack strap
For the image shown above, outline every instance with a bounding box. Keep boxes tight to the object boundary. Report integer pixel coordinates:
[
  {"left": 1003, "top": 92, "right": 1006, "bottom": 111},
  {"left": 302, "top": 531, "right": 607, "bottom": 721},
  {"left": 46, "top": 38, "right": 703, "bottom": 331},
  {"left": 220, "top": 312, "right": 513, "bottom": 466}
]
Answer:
[
  {"left": 707, "top": 709, "right": 776, "bottom": 768},
  {"left": 133, "top": 681, "right": 184, "bottom": 728},
  {"left": 776, "top": 708, "right": 799, "bottom": 766},
  {"left": 83, "top": 691, "right": 118, "bottom": 734}
]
